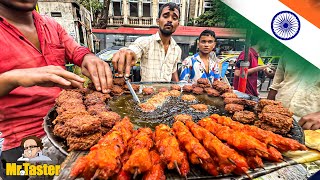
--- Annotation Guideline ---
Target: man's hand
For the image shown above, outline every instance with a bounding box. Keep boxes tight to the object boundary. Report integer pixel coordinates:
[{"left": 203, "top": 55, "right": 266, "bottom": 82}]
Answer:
[
  {"left": 298, "top": 112, "right": 320, "bottom": 130},
  {"left": 0, "top": 66, "right": 85, "bottom": 96},
  {"left": 81, "top": 54, "right": 113, "bottom": 93},
  {"left": 112, "top": 49, "right": 137, "bottom": 77}
]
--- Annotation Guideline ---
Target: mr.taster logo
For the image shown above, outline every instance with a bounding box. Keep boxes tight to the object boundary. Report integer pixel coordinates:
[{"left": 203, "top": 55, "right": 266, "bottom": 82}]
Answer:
[{"left": 6, "top": 136, "right": 60, "bottom": 176}]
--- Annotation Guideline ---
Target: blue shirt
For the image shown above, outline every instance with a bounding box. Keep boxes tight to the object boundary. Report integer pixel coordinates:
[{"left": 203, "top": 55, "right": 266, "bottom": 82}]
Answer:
[{"left": 179, "top": 53, "right": 229, "bottom": 84}]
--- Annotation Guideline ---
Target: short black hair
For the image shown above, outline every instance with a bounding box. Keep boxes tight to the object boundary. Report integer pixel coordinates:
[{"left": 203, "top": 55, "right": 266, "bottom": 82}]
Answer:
[
  {"left": 199, "top": 29, "right": 216, "bottom": 40},
  {"left": 21, "top": 135, "right": 43, "bottom": 150},
  {"left": 158, "top": 2, "right": 180, "bottom": 19}
]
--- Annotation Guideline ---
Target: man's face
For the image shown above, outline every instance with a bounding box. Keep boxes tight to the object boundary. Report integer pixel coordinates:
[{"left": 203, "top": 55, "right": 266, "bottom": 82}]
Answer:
[
  {"left": 23, "top": 139, "right": 40, "bottom": 159},
  {"left": 198, "top": 35, "right": 216, "bottom": 54},
  {"left": 0, "top": 0, "right": 38, "bottom": 12},
  {"left": 157, "top": 6, "right": 180, "bottom": 36}
]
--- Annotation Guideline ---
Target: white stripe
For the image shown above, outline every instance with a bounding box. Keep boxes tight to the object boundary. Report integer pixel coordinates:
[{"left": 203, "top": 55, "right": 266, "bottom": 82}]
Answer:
[{"left": 222, "top": 0, "right": 320, "bottom": 69}]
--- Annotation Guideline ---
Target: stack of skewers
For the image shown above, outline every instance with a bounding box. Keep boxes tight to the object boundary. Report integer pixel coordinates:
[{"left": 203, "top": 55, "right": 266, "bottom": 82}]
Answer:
[{"left": 69, "top": 114, "right": 307, "bottom": 180}]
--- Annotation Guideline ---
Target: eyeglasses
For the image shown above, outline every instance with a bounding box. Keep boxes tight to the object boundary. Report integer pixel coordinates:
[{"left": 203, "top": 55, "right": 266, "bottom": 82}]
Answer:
[{"left": 24, "top": 145, "right": 38, "bottom": 150}]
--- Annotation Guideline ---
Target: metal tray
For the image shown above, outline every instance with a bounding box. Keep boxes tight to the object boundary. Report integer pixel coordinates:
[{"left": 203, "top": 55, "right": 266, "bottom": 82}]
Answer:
[{"left": 43, "top": 82, "right": 305, "bottom": 179}]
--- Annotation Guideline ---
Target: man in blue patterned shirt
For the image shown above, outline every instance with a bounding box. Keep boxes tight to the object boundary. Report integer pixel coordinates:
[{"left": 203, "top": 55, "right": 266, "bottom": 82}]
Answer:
[{"left": 179, "top": 29, "right": 229, "bottom": 84}]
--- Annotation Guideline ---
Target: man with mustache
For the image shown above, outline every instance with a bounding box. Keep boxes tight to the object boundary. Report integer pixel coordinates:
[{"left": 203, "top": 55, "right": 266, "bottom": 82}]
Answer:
[{"left": 112, "top": 2, "right": 181, "bottom": 82}]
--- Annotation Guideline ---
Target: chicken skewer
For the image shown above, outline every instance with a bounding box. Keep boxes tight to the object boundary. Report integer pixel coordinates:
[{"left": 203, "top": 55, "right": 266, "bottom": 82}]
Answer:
[
  {"left": 173, "top": 120, "right": 219, "bottom": 176},
  {"left": 123, "top": 128, "right": 154, "bottom": 177},
  {"left": 185, "top": 120, "right": 249, "bottom": 175},
  {"left": 70, "top": 117, "right": 134, "bottom": 180},
  {"left": 154, "top": 124, "right": 190, "bottom": 177},
  {"left": 210, "top": 114, "right": 307, "bottom": 152},
  {"left": 198, "top": 117, "right": 271, "bottom": 158},
  {"left": 143, "top": 149, "right": 166, "bottom": 180}
]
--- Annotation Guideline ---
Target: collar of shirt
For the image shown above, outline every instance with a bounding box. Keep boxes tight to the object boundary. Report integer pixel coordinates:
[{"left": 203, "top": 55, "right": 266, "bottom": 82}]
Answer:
[
  {"left": 154, "top": 31, "right": 177, "bottom": 48},
  {"left": 193, "top": 53, "right": 217, "bottom": 73}
]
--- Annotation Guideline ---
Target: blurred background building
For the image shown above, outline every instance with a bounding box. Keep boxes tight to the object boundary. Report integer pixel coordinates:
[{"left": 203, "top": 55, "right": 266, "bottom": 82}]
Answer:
[{"left": 104, "top": 0, "right": 213, "bottom": 27}]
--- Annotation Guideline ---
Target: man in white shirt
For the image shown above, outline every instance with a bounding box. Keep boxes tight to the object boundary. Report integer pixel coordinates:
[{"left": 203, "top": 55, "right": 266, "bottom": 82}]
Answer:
[
  {"left": 112, "top": 2, "right": 182, "bottom": 82},
  {"left": 267, "top": 50, "right": 320, "bottom": 130}
]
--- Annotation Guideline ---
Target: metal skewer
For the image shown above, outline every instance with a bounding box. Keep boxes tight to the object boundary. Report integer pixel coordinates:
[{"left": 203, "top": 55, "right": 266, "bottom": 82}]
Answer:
[
  {"left": 133, "top": 168, "right": 139, "bottom": 179},
  {"left": 174, "top": 160, "right": 181, "bottom": 176}
]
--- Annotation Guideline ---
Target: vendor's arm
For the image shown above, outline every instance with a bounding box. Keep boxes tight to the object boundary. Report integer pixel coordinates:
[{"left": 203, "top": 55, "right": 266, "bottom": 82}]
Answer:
[
  {"left": 267, "top": 58, "right": 285, "bottom": 100},
  {"left": 0, "top": 66, "right": 84, "bottom": 97},
  {"left": 57, "top": 23, "right": 112, "bottom": 93},
  {"left": 112, "top": 37, "right": 146, "bottom": 78},
  {"left": 234, "top": 64, "right": 269, "bottom": 76},
  {"left": 298, "top": 112, "right": 320, "bottom": 130},
  {"left": 172, "top": 71, "right": 179, "bottom": 82}
]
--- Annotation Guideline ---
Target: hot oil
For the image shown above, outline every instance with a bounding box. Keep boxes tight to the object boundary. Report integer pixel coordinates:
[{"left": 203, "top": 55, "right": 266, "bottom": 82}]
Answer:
[{"left": 108, "top": 93, "right": 227, "bottom": 130}]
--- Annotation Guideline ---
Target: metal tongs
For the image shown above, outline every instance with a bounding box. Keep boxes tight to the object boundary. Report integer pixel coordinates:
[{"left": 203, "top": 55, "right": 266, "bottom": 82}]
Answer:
[{"left": 124, "top": 77, "right": 141, "bottom": 104}]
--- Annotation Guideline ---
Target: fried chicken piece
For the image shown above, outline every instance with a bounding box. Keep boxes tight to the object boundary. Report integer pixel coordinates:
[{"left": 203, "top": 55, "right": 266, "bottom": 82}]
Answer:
[
  {"left": 225, "top": 104, "right": 244, "bottom": 113},
  {"left": 232, "top": 111, "right": 256, "bottom": 124},
  {"left": 254, "top": 120, "right": 291, "bottom": 135},
  {"left": 221, "top": 92, "right": 238, "bottom": 98},
  {"left": 181, "top": 94, "right": 196, "bottom": 101},
  {"left": 199, "top": 117, "right": 270, "bottom": 158},
  {"left": 158, "top": 91, "right": 171, "bottom": 97},
  {"left": 170, "top": 84, "right": 181, "bottom": 91},
  {"left": 56, "top": 103, "right": 87, "bottom": 115},
  {"left": 84, "top": 91, "right": 111, "bottom": 106},
  {"left": 197, "top": 78, "right": 210, "bottom": 85},
  {"left": 262, "top": 105, "right": 293, "bottom": 117},
  {"left": 192, "top": 84, "right": 198, "bottom": 89},
  {"left": 56, "top": 98, "right": 83, "bottom": 107},
  {"left": 173, "top": 121, "right": 211, "bottom": 165},
  {"left": 245, "top": 99, "right": 258, "bottom": 107},
  {"left": 113, "top": 77, "right": 126, "bottom": 86},
  {"left": 158, "top": 87, "right": 168, "bottom": 92},
  {"left": 142, "top": 87, "right": 155, "bottom": 95},
  {"left": 64, "top": 114, "right": 101, "bottom": 136},
  {"left": 190, "top": 104, "right": 208, "bottom": 112},
  {"left": 212, "top": 81, "right": 231, "bottom": 93},
  {"left": 169, "top": 90, "right": 181, "bottom": 97},
  {"left": 139, "top": 102, "right": 156, "bottom": 112},
  {"left": 258, "top": 113, "right": 293, "bottom": 129},
  {"left": 123, "top": 128, "right": 153, "bottom": 175},
  {"left": 182, "top": 85, "right": 193, "bottom": 92},
  {"left": 56, "top": 90, "right": 83, "bottom": 106},
  {"left": 155, "top": 124, "right": 187, "bottom": 175},
  {"left": 192, "top": 87, "right": 204, "bottom": 95},
  {"left": 111, "top": 85, "right": 124, "bottom": 96},
  {"left": 210, "top": 114, "right": 307, "bottom": 152},
  {"left": 53, "top": 123, "right": 69, "bottom": 139},
  {"left": 174, "top": 114, "right": 193, "bottom": 123},
  {"left": 186, "top": 120, "right": 248, "bottom": 175},
  {"left": 123, "top": 84, "right": 140, "bottom": 92},
  {"left": 224, "top": 98, "right": 246, "bottom": 105},
  {"left": 87, "top": 102, "right": 110, "bottom": 115},
  {"left": 67, "top": 132, "right": 102, "bottom": 151},
  {"left": 142, "top": 150, "right": 166, "bottom": 180},
  {"left": 206, "top": 88, "right": 220, "bottom": 97},
  {"left": 97, "top": 111, "right": 122, "bottom": 127},
  {"left": 198, "top": 84, "right": 211, "bottom": 88},
  {"left": 258, "top": 99, "right": 282, "bottom": 108},
  {"left": 53, "top": 111, "right": 88, "bottom": 124}
]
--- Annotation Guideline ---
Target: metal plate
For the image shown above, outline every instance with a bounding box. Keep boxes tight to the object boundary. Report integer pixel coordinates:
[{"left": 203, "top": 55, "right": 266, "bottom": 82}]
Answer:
[{"left": 44, "top": 82, "right": 304, "bottom": 161}]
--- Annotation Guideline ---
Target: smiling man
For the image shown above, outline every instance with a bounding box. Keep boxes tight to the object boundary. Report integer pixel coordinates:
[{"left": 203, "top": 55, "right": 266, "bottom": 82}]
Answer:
[{"left": 112, "top": 2, "right": 182, "bottom": 82}]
